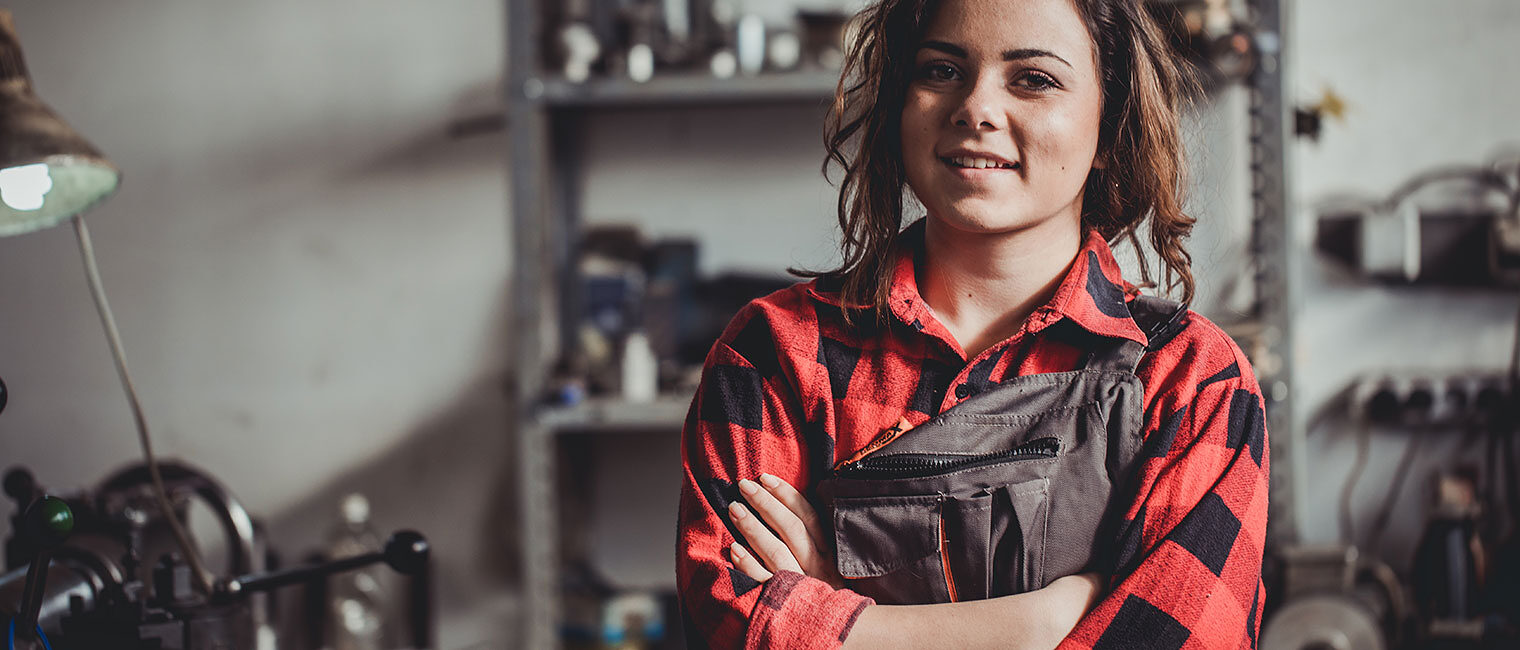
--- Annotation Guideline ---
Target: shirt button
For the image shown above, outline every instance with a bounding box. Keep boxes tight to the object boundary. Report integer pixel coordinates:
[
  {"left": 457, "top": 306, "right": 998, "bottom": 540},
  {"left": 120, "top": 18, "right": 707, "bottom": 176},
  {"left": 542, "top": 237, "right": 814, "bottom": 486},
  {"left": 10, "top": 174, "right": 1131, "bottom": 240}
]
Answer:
[{"left": 954, "top": 384, "right": 975, "bottom": 398}]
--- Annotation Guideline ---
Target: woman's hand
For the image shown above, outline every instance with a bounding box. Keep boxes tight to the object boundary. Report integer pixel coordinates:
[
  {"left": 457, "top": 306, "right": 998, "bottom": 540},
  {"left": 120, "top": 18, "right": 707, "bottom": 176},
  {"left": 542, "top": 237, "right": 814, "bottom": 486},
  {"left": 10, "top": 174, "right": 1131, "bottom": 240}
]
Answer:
[{"left": 726, "top": 473, "right": 846, "bottom": 589}]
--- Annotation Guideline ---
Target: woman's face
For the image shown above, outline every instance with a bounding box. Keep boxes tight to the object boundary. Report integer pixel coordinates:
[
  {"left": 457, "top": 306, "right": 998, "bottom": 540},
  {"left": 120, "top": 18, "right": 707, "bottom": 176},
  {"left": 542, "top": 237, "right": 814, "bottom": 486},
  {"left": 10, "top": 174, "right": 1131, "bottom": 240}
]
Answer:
[{"left": 899, "top": 0, "right": 1105, "bottom": 239}]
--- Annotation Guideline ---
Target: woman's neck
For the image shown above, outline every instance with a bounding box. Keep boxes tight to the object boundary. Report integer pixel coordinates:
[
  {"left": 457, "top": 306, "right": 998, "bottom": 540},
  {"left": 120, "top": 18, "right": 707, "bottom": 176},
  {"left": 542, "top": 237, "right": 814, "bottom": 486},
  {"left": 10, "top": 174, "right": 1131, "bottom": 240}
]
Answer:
[{"left": 919, "top": 218, "right": 1082, "bottom": 360}]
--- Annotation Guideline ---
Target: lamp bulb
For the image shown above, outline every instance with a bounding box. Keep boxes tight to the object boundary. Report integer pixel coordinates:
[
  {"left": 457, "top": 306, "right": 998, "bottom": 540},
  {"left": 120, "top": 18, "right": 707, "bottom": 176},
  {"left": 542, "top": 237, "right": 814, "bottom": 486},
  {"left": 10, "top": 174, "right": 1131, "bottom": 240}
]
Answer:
[{"left": 0, "top": 163, "right": 53, "bottom": 212}]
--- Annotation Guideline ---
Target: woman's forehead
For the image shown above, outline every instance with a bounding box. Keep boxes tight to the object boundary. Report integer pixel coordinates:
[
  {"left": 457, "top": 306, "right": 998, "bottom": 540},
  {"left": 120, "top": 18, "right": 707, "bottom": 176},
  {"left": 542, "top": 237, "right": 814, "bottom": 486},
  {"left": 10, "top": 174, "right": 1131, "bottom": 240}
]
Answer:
[{"left": 919, "top": 0, "right": 1096, "bottom": 64}]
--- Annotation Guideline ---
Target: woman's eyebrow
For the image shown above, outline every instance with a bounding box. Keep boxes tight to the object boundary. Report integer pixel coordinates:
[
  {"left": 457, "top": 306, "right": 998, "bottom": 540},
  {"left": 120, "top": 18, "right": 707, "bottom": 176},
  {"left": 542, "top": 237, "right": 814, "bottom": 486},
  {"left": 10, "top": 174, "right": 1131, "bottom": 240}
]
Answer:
[
  {"left": 918, "top": 40, "right": 969, "bottom": 57},
  {"left": 917, "top": 40, "right": 1072, "bottom": 70},
  {"left": 1003, "top": 48, "right": 1072, "bottom": 70}
]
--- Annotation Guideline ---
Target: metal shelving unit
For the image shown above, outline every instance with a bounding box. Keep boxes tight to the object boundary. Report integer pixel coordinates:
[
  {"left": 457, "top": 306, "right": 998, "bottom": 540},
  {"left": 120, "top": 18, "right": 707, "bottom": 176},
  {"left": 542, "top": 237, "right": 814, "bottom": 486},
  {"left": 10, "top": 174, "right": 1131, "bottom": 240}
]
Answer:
[
  {"left": 505, "top": 3, "right": 839, "bottom": 648},
  {"left": 536, "top": 396, "right": 691, "bottom": 433},
  {"left": 504, "top": 1, "right": 1296, "bottom": 648},
  {"left": 535, "top": 70, "right": 840, "bottom": 107}
]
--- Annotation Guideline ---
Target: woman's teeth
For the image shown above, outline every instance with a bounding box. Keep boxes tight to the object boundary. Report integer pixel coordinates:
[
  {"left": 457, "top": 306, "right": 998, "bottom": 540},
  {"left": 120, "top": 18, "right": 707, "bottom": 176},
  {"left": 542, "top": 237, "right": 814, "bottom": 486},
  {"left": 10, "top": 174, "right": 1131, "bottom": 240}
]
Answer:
[{"left": 948, "top": 157, "right": 1016, "bottom": 169}]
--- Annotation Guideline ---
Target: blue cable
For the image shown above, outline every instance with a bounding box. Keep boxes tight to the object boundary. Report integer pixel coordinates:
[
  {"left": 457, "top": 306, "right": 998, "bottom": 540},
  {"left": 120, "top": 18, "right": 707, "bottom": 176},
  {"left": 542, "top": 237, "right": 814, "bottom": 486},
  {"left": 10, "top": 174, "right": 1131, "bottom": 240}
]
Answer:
[{"left": 6, "top": 620, "right": 51, "bottom": 650}]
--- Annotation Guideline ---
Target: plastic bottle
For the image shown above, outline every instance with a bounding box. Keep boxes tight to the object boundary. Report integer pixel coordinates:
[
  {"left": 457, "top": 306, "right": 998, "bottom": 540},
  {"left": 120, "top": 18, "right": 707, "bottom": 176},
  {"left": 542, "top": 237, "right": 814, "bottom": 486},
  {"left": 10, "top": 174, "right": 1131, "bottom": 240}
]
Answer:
[{"left": 621, "top": 330, "right": 658, "bottom": 403}]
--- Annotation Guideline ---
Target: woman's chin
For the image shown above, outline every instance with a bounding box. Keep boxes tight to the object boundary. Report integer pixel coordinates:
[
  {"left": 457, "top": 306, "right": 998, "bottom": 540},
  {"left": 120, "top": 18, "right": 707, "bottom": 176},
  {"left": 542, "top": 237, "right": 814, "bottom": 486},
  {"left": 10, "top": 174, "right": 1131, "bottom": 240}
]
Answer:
[
  {"left": 926, "top": 210, "right": 1034, "bottom": 236},
  {"left": 924, "top": 199, "right": 1081, "bottom": 239}
]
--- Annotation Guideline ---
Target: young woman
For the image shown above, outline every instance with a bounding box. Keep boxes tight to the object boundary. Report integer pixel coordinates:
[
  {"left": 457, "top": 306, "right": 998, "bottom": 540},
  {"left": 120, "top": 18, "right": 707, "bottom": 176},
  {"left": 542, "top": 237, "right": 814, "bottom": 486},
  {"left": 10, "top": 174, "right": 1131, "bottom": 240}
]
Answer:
[{"left": 675, "top": 1, "right": 1269, "bottom": 648}]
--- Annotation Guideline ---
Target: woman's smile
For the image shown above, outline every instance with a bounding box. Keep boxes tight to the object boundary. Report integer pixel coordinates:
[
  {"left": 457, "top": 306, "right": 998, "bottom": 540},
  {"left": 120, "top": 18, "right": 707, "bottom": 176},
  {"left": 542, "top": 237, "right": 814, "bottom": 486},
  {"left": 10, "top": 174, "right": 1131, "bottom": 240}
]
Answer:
[{"left": 939, "top": 147, "right": 1023, "bottom": 187}]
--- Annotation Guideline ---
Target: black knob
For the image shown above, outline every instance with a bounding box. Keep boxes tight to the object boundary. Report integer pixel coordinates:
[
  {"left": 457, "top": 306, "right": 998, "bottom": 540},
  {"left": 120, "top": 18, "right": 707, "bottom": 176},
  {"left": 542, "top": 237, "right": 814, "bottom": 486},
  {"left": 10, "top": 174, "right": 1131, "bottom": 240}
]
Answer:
[
  {"left": 1404, "top": 386, "right": 1434, "bottom": 413},
  {"left": 0, "top": 374, "right": 8, "bottom": 415},
  {"left": 383, "top": 530, "right": 429, "bottom": 576},
  {"left": 1368, "top": 388, "right": 1400, "bottom": 422},
  {"left": 5, "top": 467, "right": 36, "bottom": 502}
]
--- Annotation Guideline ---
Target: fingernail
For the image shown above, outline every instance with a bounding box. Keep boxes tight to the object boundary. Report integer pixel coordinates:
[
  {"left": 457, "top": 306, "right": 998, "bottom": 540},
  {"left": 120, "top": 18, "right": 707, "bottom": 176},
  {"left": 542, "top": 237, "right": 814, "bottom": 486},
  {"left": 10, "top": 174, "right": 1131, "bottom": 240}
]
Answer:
[
  {"left": 728, "top": 502, "right": 748, "bottom": 519},
  {"left": 758, "top": 473, "right": 780, "bottom": 488},
  {"left": 730, "top": 542, "right": 748, "bottom": 558},
  {"left": 738, "top": 479, "right": 759, "bottom": 495}
]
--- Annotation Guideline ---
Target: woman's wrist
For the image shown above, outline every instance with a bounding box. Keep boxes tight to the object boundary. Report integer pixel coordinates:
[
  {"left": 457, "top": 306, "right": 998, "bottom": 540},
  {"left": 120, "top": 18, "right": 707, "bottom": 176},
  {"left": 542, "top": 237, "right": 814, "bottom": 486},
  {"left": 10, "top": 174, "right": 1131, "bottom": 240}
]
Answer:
[
  {"left": 840, "top": 604, "right": 895, "bottom": 649},
  {"left": 839, "top": 573, "right": 1105, "bottom": 650}
]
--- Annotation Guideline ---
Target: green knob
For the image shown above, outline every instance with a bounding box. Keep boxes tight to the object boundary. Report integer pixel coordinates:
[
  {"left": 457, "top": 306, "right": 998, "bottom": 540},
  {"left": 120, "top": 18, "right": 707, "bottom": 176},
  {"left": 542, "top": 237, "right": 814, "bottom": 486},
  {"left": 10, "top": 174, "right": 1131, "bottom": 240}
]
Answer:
[{"left": 27, "top": 496, "right": 73, "bottom": 547}]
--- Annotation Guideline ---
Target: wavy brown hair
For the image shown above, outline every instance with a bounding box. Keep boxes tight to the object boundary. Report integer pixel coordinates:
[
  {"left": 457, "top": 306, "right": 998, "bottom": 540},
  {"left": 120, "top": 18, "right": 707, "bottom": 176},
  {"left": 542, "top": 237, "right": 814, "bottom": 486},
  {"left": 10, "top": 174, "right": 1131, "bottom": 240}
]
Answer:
[{"left": 801, "top": 0, "right": 1198, "bottom": 321}]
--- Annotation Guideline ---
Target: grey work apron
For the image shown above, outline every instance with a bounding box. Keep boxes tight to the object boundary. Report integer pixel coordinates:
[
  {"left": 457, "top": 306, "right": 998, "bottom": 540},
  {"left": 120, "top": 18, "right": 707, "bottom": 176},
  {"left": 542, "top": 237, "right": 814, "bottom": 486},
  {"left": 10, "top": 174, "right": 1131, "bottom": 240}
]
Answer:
[{"left": 816, "top": 297, "right": 1186, "bottom": 605}]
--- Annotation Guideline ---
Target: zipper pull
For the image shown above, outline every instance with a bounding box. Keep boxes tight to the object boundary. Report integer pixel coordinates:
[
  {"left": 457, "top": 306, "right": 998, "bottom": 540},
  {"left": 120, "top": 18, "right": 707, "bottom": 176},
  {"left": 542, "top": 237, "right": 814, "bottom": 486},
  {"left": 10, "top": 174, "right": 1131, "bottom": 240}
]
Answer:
[{"left": 834, "top": 416, "right": 917, "bottom": 472}]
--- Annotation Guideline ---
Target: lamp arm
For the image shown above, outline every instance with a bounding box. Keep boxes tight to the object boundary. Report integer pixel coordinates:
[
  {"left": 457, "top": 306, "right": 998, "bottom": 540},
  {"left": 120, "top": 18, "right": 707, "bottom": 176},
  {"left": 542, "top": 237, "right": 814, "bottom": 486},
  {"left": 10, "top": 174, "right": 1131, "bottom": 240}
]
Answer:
[{"left": 70, "top": 214, "right": 215, "bottom": 594}]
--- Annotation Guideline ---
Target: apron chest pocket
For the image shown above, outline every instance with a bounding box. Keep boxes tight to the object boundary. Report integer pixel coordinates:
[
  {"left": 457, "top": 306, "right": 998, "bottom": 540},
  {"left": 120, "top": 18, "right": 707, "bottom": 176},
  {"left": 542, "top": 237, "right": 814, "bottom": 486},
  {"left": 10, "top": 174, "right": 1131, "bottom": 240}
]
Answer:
[
  {"left": 818, "top": 344, "right": 1153, "bottom": 604},
  {"left": 832, "top": 494, "right": 944, "bottom": 578},
  {"left": 830, "top": 493, "right": 962, "bottom": 605},
  {"left": 825, "top": 473, "right": 1054, "bottom": 604}
]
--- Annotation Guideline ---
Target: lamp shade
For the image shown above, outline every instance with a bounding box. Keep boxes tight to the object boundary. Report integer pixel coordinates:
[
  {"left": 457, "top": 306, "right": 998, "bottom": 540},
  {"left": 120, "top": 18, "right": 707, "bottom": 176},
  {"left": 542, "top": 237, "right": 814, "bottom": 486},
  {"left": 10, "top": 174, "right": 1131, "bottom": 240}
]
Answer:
[{"left": 0, "top": 10, "right": 119, "bottom": 237}]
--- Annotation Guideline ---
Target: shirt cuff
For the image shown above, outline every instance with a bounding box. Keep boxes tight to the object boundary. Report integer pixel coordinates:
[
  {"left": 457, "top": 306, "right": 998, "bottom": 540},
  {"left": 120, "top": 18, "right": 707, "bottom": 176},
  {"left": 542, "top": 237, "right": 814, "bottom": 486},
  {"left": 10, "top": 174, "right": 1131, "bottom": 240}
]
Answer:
[{"left": 744, "top": 571, "right": 874, "bottom": 650}]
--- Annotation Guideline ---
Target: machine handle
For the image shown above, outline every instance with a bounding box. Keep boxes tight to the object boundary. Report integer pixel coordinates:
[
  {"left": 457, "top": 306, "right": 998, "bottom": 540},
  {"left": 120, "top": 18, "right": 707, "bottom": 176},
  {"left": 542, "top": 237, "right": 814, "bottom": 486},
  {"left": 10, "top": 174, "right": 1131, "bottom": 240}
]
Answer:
[
  {"left": 12, "top": 497, "right": 70, "bottom": 647},
  {"left": 223, "top": 530, "right": 428, "bottom": 596}
]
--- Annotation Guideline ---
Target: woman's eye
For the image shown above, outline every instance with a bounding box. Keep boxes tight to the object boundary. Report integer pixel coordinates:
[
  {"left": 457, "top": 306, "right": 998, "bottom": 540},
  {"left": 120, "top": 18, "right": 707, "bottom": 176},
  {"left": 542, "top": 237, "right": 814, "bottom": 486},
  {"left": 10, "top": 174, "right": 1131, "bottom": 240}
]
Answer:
[
  {"left": 1014, "top": 71, "right": 1059, "bottom": 91},
  {"left": 918, "top": 62, "right": 961, "bottom": 82}
]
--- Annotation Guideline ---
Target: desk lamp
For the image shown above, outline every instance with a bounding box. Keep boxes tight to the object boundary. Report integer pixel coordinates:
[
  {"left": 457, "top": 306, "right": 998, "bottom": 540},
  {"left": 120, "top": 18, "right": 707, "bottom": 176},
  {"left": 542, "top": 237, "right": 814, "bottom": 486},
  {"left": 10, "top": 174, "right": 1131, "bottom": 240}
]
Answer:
[{"left": 0, "top": 8, "right": 216, "bottom": 617}]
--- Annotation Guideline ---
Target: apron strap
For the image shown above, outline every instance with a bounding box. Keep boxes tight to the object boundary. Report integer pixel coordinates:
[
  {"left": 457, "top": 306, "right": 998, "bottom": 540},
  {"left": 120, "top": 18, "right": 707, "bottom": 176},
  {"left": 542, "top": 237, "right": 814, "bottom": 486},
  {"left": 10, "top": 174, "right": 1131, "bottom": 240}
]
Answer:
[
  {"left": 1130, "top": 295, "right": 1191, "bottom": 352},
  {"left": 1081, "top": 295, "right": 1190, "bottom": 373}
]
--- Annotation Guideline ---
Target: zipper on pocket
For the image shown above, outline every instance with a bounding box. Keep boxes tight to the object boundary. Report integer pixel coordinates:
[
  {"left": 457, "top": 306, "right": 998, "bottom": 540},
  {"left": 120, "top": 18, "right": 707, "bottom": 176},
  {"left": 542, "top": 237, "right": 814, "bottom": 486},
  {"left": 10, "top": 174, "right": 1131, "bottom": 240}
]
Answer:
[{"left": 836, "top": 437, "right": 1059, "bottom": 479}]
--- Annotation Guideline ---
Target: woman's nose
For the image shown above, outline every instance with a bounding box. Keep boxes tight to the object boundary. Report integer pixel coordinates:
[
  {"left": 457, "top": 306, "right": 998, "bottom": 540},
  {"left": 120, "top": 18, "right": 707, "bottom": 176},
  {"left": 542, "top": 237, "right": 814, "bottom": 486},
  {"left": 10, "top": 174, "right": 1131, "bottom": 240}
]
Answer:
[{"left": 950, "top": 77, "right": 1007, "bottom": 131}]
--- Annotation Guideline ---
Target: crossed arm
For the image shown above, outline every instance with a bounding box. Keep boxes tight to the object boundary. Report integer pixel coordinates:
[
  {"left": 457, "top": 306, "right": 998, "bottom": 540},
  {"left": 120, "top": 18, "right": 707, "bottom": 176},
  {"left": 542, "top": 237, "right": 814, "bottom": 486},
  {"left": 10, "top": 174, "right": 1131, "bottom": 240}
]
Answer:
[
  {"left": 725, "top": 472, "right": 1104, "bottom": 650},
  {"left": 681, "top": 324, "right": 1268, "bottom": 649}
]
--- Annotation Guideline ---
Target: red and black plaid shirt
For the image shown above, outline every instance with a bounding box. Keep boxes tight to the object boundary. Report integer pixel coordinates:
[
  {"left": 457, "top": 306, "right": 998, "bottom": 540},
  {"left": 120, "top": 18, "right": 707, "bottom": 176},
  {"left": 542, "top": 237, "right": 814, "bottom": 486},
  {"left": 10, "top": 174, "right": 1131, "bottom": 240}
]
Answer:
[{"left": 677, "top": 221, "right": 1269, "bottom": 650}]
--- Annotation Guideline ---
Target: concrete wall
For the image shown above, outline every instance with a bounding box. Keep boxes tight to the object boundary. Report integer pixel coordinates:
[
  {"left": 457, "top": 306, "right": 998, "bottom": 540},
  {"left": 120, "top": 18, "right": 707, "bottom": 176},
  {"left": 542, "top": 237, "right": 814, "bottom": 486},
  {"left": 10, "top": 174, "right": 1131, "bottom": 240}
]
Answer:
[{"left": 0, "top": 1, "right": 516, "bottom": 634}]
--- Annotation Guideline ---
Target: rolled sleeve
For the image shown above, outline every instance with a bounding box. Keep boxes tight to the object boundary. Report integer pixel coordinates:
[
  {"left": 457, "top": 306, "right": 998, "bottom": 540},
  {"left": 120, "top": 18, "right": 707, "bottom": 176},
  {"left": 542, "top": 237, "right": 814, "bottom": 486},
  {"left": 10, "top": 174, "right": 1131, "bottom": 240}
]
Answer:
[{"left": 678, "top": 327, "right": 873, "bottom": 649}]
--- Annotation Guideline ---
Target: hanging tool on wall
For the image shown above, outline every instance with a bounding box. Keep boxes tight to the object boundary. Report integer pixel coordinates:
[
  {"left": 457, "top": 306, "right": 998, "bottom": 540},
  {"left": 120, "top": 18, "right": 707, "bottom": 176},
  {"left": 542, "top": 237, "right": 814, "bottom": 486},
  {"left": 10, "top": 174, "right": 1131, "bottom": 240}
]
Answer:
[
  {"left": 1295, "top": 87, "right": 1348, "bottom": 142},
  {"left": 1314, "top": 154, "right": 1520, "bottom": 286}
]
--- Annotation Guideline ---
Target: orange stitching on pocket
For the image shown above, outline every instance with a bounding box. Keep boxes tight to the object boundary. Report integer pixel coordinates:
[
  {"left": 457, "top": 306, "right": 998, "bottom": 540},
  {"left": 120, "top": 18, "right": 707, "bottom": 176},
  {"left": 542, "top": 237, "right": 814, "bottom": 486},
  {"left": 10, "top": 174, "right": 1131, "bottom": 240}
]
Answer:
[{"left": 940, "top": 509, "right": 959, "bottom": 602}]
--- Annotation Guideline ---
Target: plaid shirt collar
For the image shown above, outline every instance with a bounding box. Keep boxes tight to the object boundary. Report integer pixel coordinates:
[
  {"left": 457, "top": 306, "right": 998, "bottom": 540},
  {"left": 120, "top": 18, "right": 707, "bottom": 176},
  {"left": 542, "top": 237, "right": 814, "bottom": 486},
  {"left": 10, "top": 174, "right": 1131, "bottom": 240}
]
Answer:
[{"left": 809, "top": 220, "right": 1150, "bottom": 346}]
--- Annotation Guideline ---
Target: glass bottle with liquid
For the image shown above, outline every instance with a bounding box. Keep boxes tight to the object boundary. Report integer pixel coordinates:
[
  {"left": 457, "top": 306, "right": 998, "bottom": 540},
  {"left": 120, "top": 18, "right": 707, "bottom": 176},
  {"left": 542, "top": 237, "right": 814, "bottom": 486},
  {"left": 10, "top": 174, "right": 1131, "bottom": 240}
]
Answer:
[{"left": 326, "top": 493, "right": 399, "bottom": 650}]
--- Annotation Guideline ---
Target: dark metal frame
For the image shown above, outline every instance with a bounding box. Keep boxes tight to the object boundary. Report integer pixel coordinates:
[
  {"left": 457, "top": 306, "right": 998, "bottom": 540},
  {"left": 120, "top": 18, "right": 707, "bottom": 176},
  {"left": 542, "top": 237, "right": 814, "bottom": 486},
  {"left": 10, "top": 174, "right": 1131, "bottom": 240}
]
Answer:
[{"left": 1243, "top": 0, "right": 1300, "bottom": 548}]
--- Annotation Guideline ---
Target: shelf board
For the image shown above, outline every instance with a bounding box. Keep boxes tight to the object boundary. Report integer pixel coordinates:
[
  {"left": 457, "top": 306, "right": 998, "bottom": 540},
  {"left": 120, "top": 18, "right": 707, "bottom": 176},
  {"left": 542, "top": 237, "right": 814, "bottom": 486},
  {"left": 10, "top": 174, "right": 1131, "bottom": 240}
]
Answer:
[
  {"left": 537, "top": 395, "right": 691, "bottom": 433},
  {"left": 536, "top": 70, "right": 840, "bottom": 108}
]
